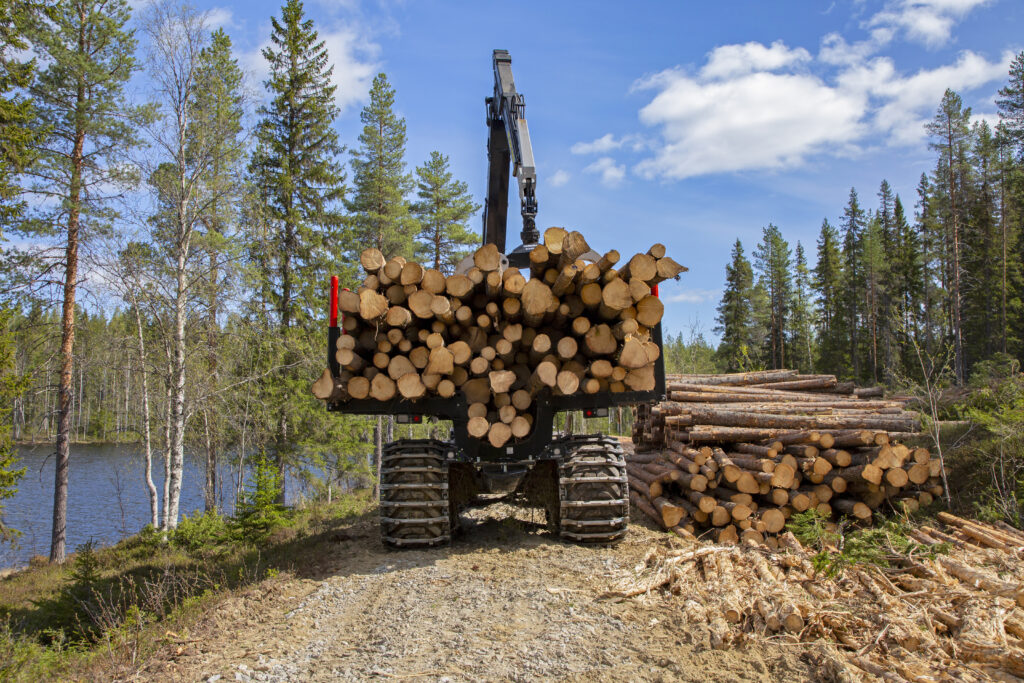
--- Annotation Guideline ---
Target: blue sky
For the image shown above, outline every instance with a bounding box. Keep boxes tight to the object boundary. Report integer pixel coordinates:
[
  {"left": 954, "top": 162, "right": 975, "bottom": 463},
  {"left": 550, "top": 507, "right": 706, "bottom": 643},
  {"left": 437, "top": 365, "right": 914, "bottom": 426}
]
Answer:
[{"left": 145, "top": 0, "right": 1022, "bottom": 340}]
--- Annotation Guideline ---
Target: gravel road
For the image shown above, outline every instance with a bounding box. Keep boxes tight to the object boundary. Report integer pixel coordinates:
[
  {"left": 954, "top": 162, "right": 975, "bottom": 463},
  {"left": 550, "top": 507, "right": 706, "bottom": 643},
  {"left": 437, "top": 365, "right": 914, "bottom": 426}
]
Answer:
[{"left": 145, "top": 504, "right": 817, "bottom": 682}]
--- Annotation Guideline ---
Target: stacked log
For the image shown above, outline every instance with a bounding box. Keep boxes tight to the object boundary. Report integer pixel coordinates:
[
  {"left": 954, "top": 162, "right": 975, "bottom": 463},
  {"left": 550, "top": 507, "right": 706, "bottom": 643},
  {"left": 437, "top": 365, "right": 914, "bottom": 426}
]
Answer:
[
  {"left": 628, "top": 370, "right": 941, "bottom": 545},
  {"left": 311, "top": 228, "right": 686, "bottom": 448}
]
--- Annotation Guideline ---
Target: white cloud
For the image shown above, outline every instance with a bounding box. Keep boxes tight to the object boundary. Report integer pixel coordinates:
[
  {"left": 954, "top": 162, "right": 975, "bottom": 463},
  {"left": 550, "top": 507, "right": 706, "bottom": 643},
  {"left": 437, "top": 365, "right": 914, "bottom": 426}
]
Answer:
[
  {"left": 634, "top": 67, "right": 867, "bottom": 179},
  {"left": 205, "top": 7, "right": 234, "bottom": 29},
  {"left": 242, "top": 26, "right": 380, "bottom": 112},
  {"left": 700, "top": 40, "right": 811, "bottom": 79},
  {"left": 583, "top": 157, "right": 625, "bottom": 187},
  {"left": 869, "top": 0, "right": 992, "bottom": 48},
  {"left": 664, "top": 288, "right": 720, "bottom": 304},
  {"left": 549, "top": 169, "right": 570, "bottom": 187},
  {"left": 627, "top": 32, "right": 1011, "bottom": 180},
  {"left": 571, "top": 134, "right": 623, "bottom": 155},
  {"left": 864, "top": 50, "right": 1012, "bottom": 144}
]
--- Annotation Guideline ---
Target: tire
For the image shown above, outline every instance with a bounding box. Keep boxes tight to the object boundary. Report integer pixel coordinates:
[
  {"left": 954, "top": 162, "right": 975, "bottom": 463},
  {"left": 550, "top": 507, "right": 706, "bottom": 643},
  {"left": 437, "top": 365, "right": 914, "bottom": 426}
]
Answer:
[
  {"left": 557, "top": 435, "right": 629, "bottom": 543},
  {"left": 379, "top": 439, "right": 451, "bottom": 548}
]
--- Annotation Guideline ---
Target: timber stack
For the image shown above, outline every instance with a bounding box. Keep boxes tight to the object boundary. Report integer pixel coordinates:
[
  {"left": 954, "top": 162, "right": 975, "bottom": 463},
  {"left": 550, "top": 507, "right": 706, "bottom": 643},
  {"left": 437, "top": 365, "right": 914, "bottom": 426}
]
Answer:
[
  {"left": 311, "top": 227, "right": 686, "bottom": 448},
  {"left": 628, "top": 369, "right": 942, "bottom": 546}
]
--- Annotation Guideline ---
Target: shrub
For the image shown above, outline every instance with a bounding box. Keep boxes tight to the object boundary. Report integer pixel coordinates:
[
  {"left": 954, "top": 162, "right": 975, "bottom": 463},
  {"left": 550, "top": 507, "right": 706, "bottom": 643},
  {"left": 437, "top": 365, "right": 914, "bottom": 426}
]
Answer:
[{"left": 171, "top": 511, "right": 227, "bottom": 553}]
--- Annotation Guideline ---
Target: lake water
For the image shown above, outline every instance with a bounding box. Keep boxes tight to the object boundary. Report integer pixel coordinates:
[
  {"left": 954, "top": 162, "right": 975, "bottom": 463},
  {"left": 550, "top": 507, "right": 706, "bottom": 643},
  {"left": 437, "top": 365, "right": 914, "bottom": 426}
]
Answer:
[{"left": 2, "top": 444, "right": 314, "bottom": 570}]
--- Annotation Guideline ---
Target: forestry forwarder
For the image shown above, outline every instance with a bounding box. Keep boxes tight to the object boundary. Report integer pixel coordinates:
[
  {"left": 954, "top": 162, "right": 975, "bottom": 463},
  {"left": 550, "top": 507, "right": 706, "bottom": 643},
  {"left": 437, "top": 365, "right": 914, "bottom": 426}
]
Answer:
[{"left": 323, "top": 50, "right": 666, "bottom": 548}]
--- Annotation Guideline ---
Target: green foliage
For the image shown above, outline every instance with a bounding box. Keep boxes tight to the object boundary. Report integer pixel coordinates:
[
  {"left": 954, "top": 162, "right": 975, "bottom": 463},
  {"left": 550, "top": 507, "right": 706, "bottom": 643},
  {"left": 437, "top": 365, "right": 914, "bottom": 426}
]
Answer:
[
  {"left": 0, "top": 307, "right": 27, "bottom": 543},
  {"left": 714, "top": 239, "right": 759, "bottom": 371},
  {"left": 662, "top": 330, "right": 719, "bottom": 374},
  {"left": 171, "top": 511, "right": 227, "bottom": 552},
  {"left": 347, "top": 72, "right": 417, "bottom": 262},
  {"left": 752, "top": 224, "right": 792, "bottom": 370},
  {"left": 232, "top": 453, "right": 288, "bottom": 541},
  {"left": 787, "top": 510, "right": 948, "bottom": 577},
  {"left": 412, "top": 150, "right": 481, "bottom": 273}
]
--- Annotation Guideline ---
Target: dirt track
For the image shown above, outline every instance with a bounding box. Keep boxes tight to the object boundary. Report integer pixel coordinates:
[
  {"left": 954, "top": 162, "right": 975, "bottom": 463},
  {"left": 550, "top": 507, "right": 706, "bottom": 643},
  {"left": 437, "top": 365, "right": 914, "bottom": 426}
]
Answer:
[{"left": 143, "top": 504, "right": 822, "bottom": 682}]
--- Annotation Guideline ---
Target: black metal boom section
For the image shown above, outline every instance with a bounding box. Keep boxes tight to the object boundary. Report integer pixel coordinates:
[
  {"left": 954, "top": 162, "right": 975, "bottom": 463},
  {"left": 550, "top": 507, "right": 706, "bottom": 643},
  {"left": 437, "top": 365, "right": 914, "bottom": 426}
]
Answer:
[{"left": 483, "top": 49, "right": 538, "bottom": 268}]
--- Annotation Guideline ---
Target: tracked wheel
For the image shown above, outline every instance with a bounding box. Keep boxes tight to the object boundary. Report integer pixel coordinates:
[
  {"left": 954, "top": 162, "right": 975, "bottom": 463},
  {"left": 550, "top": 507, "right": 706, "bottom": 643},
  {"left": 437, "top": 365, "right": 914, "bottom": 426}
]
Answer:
[
  {"left": 557, "top": 435, "right": 629, "bottom": 543},
  {"left": 379, "top": 439, "right": 451, "bottom": 548}
]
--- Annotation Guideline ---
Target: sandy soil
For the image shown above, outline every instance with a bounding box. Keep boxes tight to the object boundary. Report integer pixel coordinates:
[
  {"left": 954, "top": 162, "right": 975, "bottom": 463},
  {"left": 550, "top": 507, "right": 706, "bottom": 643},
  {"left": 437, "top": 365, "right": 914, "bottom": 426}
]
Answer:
[{"left": 139, "top": 503, "right": 824, "bottom": 682}]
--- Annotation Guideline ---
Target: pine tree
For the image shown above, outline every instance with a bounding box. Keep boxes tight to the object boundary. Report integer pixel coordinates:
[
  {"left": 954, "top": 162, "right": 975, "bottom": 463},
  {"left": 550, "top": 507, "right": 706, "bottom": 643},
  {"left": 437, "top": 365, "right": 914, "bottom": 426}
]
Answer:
[
  {"left": 788, "top": 242, "right": 815, "bottom": 373},
  {"left": 752, "top": 224, "right": 792, "bottom": 369},
  {"left": 813, "top": 218, "right": 845, "bottom": 373},
  {"left": 412, "top": 151, "right": 480, "bottom": 273},
  {"left": 348, "top": 72, "right": 416, "bottom": 262},
  {"left": 249, "top": 0, "right": 346, "bottom": 495},
  {"left": 715, "top": 239, "right": 756, "bottom": 371},
  {"left": 926, "top": 89, "right": 972, "bottom": 383},
  {"left": 26, "top": 0, "right": 150, "bottom": 563},
  {"left": 839, "top": 188, "right": 866, "bottom": 380},
  {"left": 192, "top": 27, "right": 245, "bottom": 514}
]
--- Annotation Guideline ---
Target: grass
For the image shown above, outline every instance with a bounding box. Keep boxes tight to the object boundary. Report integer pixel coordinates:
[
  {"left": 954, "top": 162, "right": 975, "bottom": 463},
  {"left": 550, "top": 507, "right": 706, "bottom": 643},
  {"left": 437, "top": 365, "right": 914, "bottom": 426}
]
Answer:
[{"left": 0, "top": 490, "right": 373, "bottom": 681}]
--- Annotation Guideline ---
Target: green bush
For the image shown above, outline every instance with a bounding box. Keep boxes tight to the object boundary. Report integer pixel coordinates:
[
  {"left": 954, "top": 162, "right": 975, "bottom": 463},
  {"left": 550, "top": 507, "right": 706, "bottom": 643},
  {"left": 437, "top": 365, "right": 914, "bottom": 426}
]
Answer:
[{"left": 172, "top": 511, "right": 227, "bottom": 552}]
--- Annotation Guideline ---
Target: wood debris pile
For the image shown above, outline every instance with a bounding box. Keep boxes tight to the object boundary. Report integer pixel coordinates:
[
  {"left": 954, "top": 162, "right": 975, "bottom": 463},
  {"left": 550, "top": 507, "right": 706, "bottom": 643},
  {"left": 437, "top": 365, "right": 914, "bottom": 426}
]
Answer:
[
  {"left": 311, "top": 228, "right": 685, "bottom": 447},
  {"left": 606, "top": 513, "right": 1024, "bottom": 681},
  {"left": 629, "top": 370, "right": 943, "bottom": 546}
]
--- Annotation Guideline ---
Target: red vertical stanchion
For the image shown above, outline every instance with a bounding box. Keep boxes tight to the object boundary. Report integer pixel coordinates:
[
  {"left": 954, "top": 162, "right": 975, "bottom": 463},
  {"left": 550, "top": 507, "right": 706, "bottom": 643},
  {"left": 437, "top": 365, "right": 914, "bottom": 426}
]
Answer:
[{"left": 329, "top": 275, "right": 339, "bottom": 327}]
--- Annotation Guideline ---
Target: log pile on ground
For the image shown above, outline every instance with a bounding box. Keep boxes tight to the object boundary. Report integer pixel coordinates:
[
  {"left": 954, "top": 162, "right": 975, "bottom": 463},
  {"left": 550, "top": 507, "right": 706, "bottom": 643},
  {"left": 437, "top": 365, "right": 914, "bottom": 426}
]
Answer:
[
  {"left": 605, "top": 513, "right": 1024, "bottom": 681},
  {"left": 311, "top": 228, "right": 685, "bottom": 447},
  {"left": 628, "top": 370, "right": 942, "bottom": 546}
]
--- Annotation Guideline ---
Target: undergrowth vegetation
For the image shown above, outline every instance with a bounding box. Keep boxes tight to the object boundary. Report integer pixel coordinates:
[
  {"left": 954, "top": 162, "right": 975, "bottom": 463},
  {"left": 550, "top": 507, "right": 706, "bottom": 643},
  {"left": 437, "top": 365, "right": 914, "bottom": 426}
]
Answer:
[{"left": 0, "top": 490, "right": 371, "bottom": 681}]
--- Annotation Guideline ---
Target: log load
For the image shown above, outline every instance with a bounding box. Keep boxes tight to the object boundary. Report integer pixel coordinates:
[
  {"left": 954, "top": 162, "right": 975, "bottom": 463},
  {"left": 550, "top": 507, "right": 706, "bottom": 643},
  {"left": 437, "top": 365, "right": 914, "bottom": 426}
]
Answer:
[
  {"left": 312, "top": 231, "right": 687, "bottom": 448},
  {"left": 628, "top": 370, "right": 939, "bottom": 545}
]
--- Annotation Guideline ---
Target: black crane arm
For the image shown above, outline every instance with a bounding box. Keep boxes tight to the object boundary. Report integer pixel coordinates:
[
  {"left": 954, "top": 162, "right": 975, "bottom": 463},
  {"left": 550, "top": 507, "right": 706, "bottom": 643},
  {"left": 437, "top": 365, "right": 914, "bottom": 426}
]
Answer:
[{"left": 482, "top": 49, "right": 538, "bottom": 267}]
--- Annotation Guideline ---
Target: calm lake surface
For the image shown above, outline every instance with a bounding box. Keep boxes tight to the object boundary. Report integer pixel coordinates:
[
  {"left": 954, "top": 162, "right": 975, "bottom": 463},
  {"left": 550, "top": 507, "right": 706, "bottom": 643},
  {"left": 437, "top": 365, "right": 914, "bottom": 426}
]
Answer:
[{"left": 3, "top": 444, "right": 314, "bottom": 570}]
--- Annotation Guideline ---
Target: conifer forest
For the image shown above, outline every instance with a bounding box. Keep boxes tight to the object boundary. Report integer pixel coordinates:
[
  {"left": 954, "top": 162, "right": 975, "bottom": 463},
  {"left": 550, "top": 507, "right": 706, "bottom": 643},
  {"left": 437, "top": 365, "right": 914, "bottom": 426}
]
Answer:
[{"left": 1, "top": 0, "right": 1024, "bottom": 565}]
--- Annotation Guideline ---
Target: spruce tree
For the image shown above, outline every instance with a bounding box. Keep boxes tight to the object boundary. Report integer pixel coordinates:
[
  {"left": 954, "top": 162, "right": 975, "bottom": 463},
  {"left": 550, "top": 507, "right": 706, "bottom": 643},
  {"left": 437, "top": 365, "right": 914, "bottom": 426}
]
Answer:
[
  {"left": 840, "top": 188, "right": 866, "bottom": 380},
  {"left": 788, "top": 242, "right": 815, "bottom": 373},
  {"left": 715, "top": 239, "right": 756, "bottom": 371},
  {"left": 752, "top": 224, "right": 792, "bottom": 369},
  {"left": 26, "top": 0, "right": 149, "bottom": 563},
  {"left": 412, "top": 151, "right": 480, "bottom": 273},
  {"left": 996, "top": 51, "right": 1024, "bottom": 159},
  {"left": 348, "top": 72, "right": 416, "bottom": 261},
  {"left": 875, "top": 181, "right": 898, "bottom": 380},
  {"left": 915, "top": 172, "right": 945, "bottom": 355},
  {"left": 813, "top": 218, "right": 845, "bottom": 373},
  {"left": 891, "top": 194, "right": 924, "bottom": 374},
  {"left": 861, "top": 213, "right": 885, "bottom": 382},
  {"left": 249, "top": 0, "right": 346, "bottom": 494}
]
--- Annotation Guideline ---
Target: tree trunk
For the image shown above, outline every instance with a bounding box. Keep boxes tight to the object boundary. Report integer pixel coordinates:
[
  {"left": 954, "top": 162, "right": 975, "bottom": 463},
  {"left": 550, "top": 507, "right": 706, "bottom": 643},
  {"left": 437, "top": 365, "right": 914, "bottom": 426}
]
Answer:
[
  {"left": 373, "top": 415, "right": 382, "bottom": 501},
  {"left": 131, "top": 297, "right": 159, "bottom": 528},
  {"left": 203, "top": 408, "right": 216, "bottom": 513}
]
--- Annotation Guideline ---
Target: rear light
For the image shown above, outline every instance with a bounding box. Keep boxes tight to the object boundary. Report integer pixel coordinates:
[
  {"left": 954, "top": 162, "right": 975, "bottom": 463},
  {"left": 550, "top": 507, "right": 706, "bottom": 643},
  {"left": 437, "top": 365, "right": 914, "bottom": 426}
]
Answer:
[
  {"left": 329, "top": 275, "right": 339, "bottom": 327},
  {"left": 583, "top": 408, "right": 608, "bottom": 418},
  {"left": 396, "top": 415, "right": 423, "bottom": 424}
]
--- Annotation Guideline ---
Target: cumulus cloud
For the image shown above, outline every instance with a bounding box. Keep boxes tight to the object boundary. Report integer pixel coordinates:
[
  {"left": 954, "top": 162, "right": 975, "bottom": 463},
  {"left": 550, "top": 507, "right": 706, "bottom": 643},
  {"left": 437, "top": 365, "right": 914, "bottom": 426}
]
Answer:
[
  {"left": 549, "top": 169, "right": 570, "bottom": 187},
  {"left": 627, "top": 31, "right": 1010, "bottom": 181},
  {"left": 583, "top": 157, "right": 625, "bottom": 187},
  {"left": 634, "top": 66, "right": 867, "bottom": 179},
  {"left": 242, "top": 26, "right": 380, "bottom": 112},
  {"left": 700, "top": 40, "right": 812, "bottom": 79},
  {"left": 870, "top": 0, "right": 992, "bottom": 48}
]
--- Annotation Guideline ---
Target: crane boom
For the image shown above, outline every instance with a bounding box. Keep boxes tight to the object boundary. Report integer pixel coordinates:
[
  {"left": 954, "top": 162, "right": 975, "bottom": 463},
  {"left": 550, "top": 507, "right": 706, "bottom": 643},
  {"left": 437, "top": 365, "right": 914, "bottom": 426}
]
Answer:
[{"left": 482, "top": 49, "right": 538, "bottom": 267}]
